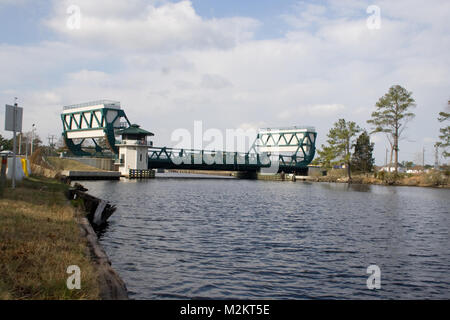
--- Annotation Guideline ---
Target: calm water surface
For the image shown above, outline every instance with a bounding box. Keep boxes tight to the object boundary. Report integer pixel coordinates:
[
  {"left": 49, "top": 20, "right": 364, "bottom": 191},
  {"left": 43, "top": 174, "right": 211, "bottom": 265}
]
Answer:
[{"left": 82, "top": 174, "right": 450, "bottom": 299}]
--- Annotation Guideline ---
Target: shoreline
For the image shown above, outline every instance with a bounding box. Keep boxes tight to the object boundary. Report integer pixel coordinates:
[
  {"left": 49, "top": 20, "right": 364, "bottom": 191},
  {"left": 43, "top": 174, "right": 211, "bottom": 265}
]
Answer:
[
  {"left": 308, "top": 179, "right": 450, "bottom": 189},
  {"left": 0, "top": 176, "right": 100, "bottom": 299},
  {"left": 76, "top": 214, "right": 128, "bottom": 300},
  {"left": 31, "top": 163, "right": 130, "bottom": 298},
  {"left": 161, "top": 169, "right": 450, "bottom": 189},
  {"left": 68, "top": 181, "right": 129, "bottom": 300},
  {"left": 309, "top": 175, "right": 450, "bottom": 189},
  {"left": 0, "top": 173, "right": 128, "bottom": 300}
]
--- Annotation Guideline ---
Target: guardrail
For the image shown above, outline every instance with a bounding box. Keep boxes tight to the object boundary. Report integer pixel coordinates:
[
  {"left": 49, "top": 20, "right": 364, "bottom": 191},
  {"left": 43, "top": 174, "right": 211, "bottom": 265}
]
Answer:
[{"left": 116, "top": 140, "right": 153, "bottom": 147}]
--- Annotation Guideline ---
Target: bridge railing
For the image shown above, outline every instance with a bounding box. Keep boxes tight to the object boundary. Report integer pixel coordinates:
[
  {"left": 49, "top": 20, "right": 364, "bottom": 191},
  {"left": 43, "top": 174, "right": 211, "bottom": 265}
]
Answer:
[
  {"left": 147, "top": 143, "right": 315, "bottom": 171},
  {"left": 116, "top": 140, "right": 153, "bottom": 147},
  {"left": 63, "top": 100, "right": 121, "bottom": 110},
  {"left": 148, "top": 147, "right": 270, "bottom": 166}
]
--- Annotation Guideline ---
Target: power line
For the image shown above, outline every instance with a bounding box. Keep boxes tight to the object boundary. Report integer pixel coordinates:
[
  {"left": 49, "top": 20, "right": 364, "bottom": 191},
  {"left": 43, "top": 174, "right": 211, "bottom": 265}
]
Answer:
[
  {"left": 435, "top": 145, "right": 439, "bottom": 169},
  {"left": 47, "top": 134, "right": 57, "bottom": 148}
]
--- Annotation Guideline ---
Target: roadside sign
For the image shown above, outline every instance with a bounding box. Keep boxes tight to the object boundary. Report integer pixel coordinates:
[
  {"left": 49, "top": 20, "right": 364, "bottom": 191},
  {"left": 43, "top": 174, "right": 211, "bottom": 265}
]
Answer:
[
  {"left": 4, "top": 103, "right": 23, "bottom": 189},
  {"left": 5, "top": 104, "right": 23, "bottom": 132}
]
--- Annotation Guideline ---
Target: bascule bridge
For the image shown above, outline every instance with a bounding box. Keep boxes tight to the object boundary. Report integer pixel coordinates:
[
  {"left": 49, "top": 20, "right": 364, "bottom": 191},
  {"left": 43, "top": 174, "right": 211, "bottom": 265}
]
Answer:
[{"left": 61, "top": 100, "right": 317, "bottom": 177}]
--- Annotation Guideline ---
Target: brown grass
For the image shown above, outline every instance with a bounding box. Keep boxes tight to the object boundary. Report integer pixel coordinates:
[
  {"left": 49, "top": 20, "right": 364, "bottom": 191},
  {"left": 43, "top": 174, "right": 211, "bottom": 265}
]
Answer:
[
  {"left": 316, "top": 169, "right": 449, "bottom": 187},
  {"left": 46, "top": 157, "right": 103, "bottom": 172},
  {"left": 0, "top": 176, "right": 100, "bottom": 300}
]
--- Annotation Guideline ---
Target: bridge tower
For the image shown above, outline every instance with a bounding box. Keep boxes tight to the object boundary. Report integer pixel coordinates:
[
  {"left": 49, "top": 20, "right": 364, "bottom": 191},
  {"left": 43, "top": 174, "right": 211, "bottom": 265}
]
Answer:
[
  {"left": 250, "top": 126, "right": 317, "bottom": 174},
  {"left": 61, "top": 100, "right": 131, "bottom": 156}
]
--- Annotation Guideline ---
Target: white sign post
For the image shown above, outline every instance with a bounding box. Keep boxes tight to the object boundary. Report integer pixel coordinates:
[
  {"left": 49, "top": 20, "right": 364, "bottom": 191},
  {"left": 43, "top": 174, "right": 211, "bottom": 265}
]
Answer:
[{"left": 5, "top": 104, "right": 23, "bottom": 189}]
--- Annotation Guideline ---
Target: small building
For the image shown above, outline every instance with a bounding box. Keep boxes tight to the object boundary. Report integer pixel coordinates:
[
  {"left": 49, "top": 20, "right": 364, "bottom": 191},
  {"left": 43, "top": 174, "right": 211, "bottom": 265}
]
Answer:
[
  {"left": 380, "top": 166, "right": 406, "bottom": 173},
  {"left": 308, "top": 165, "right": 327, "bottom": 176},
  {"left": 406, "top": 166, "right": 431, "bottom": 174},
  {"left": 115, "top": 124, "right": 154, "bottom": 177}
]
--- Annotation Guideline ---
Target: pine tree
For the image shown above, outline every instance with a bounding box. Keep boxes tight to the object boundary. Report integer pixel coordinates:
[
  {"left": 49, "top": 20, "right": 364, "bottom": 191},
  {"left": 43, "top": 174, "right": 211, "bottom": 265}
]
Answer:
[
  {"left": 367, "top": 85, "right": 416, "bottom": 173},
  {"left": 317, "top": 119, "right": 361, "bottom": 180},
  {"left": 436, "top": 101, "right": 449, "bottom": 158},
  {"left": 351, "top": 131, "right": 374, "bottom": 173},
  {"left": 0, "top": 134, "right": 13, "bottom": 151},
  {"left": 316, "top": 145, "right": 336, "bottom": 168}
]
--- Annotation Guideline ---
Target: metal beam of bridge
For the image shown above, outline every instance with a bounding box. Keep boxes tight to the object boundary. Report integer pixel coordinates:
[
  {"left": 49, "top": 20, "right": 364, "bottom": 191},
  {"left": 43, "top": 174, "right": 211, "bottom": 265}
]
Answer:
[
  {"left": 147, "top": 128, "right": 316, "bottom": 174},
  {"left": 148, "top": 147, "right": 268, "bottom": 172}
]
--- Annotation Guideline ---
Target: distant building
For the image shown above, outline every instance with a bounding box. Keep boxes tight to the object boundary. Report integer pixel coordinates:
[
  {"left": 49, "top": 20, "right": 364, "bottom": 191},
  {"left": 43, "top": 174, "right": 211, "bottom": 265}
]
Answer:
[
  {"left": 308, "top": 165, "right": 327, "bottom": 176},
  {"left": 405, "top": 166, "right": 432, "bottom": 174},
  {"left": 379, "top": 166, "right": 406, "bottom": 173},
  {"left": 333, "top": 163, "right": 347, "bottom": 169}
]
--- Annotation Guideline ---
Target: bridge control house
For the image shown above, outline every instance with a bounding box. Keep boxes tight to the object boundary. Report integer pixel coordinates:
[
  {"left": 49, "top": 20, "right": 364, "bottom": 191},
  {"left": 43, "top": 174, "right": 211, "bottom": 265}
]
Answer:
[{"left": 116, "top": 124, "right": 154, "bottom": 178}]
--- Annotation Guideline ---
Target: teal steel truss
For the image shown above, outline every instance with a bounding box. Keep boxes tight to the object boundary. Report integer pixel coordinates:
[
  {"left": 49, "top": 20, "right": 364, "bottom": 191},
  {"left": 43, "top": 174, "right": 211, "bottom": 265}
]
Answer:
[
  {"left": 148, "top": 127, "right": 317, "bottom": 173},
  {"left": 147, "top": 147, "right": 271, "bottom": 171},
  {"left": 61, "top": 101, "right": 131, "bottom": 156},
  {"left": 249, "top": 128, "right": 317, "bottom": 170}
]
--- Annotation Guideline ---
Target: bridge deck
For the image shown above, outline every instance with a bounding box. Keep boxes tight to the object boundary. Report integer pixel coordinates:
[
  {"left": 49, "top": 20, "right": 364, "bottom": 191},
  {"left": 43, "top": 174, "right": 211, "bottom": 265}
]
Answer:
[{"left": 147, "top": 147, "right": 311, "bottom": 174}]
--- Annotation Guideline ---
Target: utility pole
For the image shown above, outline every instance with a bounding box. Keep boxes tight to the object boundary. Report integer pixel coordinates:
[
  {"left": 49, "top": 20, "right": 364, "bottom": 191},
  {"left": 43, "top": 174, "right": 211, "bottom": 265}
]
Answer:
[
  {"left": 435, "top": 145, "right": 439, "bottom": 169},
  {"left": 18, "top": 133, "right": 22, "bottom": 155},
  {"left": 48, "top": 134, "right": 56, "bottom": 148},
  {"left": 12, "top": 102, "right": 17, "bottom": 189},
  {"left": 385, "top": 148, "right": 388, "bottom": 168},
  {"left": 31, "top": 124, "right": 36, "bottom": 156},
  {"left": 25, "top": 132, "right": 28, "bottom": 159},
  {"left": 422, "top": 147, "right": 425, "bottom": 168}
]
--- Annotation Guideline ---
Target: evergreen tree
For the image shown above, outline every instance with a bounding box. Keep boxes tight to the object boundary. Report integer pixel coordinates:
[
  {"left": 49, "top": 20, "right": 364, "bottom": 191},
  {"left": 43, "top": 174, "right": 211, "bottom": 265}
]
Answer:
[
  {"left": 0, "top": 134, "right": 13, "bottom": 151},
  {"left": 351, "top": 131, "right": 374, "bottom": 173},
  {"left": 316, "top": 145, "right": 336, "bottom": 168},
  {"left": 367, "top": 85, "right": 416, "bottom": 173},
  {"left": 317, "top": 119, "right": 361, "bottom": 180},
  {"left": 436, "top": 101, "right": 449, "bottom": 158}
]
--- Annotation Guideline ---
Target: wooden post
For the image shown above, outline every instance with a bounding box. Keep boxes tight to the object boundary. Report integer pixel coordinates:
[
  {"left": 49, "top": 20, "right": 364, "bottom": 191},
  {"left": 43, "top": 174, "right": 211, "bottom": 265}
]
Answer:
[{"left": 1, "top": 156, "right": 7, "bottom": 194}]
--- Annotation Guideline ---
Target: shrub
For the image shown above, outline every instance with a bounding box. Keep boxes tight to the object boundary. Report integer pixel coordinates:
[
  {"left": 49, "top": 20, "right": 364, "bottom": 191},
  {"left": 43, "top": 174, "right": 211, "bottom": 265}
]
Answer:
[
  {"left": 422, "top": 171, "right": 448, "bottom": 186},
  {"left": 375, "top": 171, "right": 403, "bottom": 185}
]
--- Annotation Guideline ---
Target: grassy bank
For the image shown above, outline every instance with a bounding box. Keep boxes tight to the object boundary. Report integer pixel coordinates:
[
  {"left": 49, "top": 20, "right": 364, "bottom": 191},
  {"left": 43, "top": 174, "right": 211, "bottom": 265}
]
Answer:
[
  {"left": 312, "top": 169, "right": 450, "bottom": 188},
  {"left": 0, "top": 176, "right": 100, "bottom": 300},
  {"left": 46, "top": 156, "right": 102, "bottom": 172}
]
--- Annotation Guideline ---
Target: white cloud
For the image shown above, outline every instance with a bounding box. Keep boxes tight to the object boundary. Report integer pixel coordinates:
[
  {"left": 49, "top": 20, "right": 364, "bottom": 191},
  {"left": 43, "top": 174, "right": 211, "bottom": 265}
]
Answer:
[
  {"left": 279, "top": 104, "right": 346, "bottom": 120},
  {"left": 238, "top": 121, "right": 267, "bottom": 132},
  {"left": 45, "top": 0, "right": 260, "bottom": 52},
  {"left": 201, "top": 74, "right": 233, "bottom": 90},
  {"left": 1, "top": 0, "right": 450, "bottom": 166}
]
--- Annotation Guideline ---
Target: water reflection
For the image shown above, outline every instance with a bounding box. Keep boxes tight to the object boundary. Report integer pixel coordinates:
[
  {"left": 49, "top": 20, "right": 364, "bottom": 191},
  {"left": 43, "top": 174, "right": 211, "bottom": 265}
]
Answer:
[
  {"left": 347, "top": 184, "right": 371, "bottom": 192},
  {"left": 82, "top": 177, "right": 450, "bottom": 300}
]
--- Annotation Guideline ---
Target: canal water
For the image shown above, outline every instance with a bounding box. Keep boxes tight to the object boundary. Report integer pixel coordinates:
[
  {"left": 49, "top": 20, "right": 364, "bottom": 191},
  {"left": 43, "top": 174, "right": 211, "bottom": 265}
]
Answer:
[{"left": 82, "top": 174, "right": 450, "bottom": 299}]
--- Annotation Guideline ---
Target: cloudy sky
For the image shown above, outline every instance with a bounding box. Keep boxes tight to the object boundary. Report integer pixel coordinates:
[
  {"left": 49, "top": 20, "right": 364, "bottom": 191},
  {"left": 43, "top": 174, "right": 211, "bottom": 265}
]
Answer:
[{"left": 1, "top": 0, "right": 449, "bottom": 165}]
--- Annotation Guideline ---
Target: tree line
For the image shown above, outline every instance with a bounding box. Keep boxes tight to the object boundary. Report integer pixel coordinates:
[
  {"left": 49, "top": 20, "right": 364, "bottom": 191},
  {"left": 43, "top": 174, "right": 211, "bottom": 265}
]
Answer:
[
  {"left": 314, "top": 85, "right": 449, "bottom": 180},
  {"left": 0, "top": 132, "right": 42, "bottom": 154}
]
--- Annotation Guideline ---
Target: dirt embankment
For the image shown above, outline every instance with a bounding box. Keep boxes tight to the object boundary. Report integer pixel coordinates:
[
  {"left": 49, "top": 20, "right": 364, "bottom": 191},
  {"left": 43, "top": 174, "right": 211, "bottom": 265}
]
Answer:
[{"left": 310, "top": 169, "right": 450, "bottom": 188}]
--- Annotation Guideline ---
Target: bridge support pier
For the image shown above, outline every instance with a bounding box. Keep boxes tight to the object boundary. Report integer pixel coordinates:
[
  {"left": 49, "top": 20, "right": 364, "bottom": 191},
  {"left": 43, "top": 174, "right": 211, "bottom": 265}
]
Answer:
[{"left": 232, "top": 171, "right": 258, "bottom": 179}]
